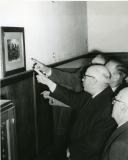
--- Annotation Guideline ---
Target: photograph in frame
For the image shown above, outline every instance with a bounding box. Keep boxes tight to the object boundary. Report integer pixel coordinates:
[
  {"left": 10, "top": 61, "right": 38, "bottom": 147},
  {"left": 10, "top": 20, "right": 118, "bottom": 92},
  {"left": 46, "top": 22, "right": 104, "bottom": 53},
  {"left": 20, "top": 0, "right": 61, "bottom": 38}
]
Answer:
[{"left": 1, "top": 27, "right": 26, "bottom": 77}]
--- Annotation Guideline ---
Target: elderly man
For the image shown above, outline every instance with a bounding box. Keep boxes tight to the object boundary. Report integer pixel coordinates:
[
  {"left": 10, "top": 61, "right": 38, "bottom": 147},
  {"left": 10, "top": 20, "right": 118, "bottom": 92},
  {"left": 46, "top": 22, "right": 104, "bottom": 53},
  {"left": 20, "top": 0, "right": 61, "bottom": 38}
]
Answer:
[
  {"left": 32, "top": 56, "right": 127, "bottom": 94},
  {"left": 105, "top": 59, "right": 127, "bottom": 95},
  {"left": 102, "top": 87, "right": 128, "bottom": 160},
  {"left": 35, "top": 65, "right": 117, "bottom": 160},
  {"left": 32, "top": 53, "right": 107, "bottom": 92}
]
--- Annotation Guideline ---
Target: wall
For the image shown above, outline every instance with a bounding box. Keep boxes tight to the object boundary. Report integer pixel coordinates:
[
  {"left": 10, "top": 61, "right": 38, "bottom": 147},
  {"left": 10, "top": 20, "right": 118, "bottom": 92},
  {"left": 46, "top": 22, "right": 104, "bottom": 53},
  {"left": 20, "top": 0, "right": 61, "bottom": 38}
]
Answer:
[
  {"left": 87, "top": 1, "right": 128, "bottom": 52},
  {"left": 0, "top": 1, "right": 87, "bottom": 78},
  {"left": 1, "top": 1, "right": 128, "bottom": 78}
]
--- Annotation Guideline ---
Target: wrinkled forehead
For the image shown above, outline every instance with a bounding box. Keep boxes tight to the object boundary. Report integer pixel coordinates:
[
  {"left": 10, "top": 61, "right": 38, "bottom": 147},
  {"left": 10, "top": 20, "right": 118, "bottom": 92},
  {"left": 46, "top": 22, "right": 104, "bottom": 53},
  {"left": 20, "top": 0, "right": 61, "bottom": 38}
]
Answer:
[
  {"left": 85, "top": 67, "right": 102, "bottom": 79},
  {"left": 86, "top": 67, "right": 96, "bottom": 76},
  {"left": 85, "top": 66, "right": 111, "bottom": 84}
]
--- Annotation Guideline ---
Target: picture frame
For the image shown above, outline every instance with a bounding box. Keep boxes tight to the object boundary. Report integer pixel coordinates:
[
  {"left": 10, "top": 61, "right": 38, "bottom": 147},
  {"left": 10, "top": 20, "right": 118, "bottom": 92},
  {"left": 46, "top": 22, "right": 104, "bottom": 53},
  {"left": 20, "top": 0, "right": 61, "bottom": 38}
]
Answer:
[{"left": 1, "top": 27, "right": 26, "bottom": 77}]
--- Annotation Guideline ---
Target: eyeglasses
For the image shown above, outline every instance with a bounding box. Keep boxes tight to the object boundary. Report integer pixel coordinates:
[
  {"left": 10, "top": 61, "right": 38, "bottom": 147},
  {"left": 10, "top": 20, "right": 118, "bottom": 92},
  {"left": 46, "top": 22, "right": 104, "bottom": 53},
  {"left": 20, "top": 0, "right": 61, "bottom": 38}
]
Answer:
[{"left": 83, "top": 74, "right": 95, "bottom": 79}]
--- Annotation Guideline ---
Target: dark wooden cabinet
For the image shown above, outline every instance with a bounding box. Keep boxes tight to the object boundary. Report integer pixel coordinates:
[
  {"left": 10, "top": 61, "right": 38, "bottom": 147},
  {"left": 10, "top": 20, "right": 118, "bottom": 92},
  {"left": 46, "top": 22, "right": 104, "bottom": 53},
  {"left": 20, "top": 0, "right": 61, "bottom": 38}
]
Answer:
[
  {"left": 1, "top": 71, "right": 37, "bottom": 160},
  {"left": 1, "top": 100, "right": 17, "bottom": 160}
]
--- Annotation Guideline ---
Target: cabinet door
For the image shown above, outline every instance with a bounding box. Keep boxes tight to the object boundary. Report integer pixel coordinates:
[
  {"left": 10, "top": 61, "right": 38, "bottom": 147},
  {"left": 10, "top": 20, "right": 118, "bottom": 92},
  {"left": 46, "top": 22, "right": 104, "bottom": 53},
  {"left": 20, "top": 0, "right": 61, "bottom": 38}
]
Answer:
[{"left": 1, "top": 101, "right": 16, "bottom": 160}]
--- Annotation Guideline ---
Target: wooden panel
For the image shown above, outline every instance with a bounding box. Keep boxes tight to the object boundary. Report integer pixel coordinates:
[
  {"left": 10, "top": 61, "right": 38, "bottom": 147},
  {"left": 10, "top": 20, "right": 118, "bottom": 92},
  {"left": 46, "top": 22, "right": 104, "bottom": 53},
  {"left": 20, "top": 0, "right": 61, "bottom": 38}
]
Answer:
[
  {"left": 36, "top": 83, "right": 72, "bottom": 159},
  {"left": 49, "top": 52, "right": 128, "bottom": 68},
  {"left": 1, "top": 71, "right": 37, "bottom": 160},
  {"left": 36, "top": 83, "right": 53, "bottom": 154}
]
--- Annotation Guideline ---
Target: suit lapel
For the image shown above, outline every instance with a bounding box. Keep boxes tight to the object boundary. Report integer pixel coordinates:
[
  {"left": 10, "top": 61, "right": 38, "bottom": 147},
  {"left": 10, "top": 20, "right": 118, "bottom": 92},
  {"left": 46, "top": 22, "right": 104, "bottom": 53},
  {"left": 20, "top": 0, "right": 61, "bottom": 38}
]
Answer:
[
  {"left": 104, "top": 121, "right": 128, "bottom": 151},
  {"left": 79, "top": 96, "right": 92, "bottom": 113}
]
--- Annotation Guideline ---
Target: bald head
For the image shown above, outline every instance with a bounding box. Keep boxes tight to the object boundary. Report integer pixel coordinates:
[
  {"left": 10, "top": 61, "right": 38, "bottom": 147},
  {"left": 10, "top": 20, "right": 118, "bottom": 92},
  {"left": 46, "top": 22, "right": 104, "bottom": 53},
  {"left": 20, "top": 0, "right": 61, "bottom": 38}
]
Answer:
[
  {"left": 91, "top": 54, "right": 107, "bottom": 65},
  {"left": 82, "top": 65, "right": 111, "bottom": 95},
  {"left": 87, "top": 65, "right": 110, "bottom": 84}
]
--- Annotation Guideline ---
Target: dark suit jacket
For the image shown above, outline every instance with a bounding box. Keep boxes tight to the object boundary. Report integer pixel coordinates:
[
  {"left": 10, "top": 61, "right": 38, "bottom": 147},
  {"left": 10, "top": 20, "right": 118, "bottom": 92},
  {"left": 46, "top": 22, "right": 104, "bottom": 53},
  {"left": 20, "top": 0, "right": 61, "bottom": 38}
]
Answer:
[
  {"left": 50, "top": 86, "right": 117, "bottom": 160},
  {"left": 102, "top": 121, "right": 128, "bottom": 160}
]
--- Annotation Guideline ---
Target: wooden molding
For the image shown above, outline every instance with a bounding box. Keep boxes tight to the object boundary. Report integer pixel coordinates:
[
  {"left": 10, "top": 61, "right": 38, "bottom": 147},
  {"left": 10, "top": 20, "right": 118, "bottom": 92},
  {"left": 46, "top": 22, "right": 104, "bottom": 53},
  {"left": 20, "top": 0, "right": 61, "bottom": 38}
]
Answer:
[
  {"left": 48, "top": 52, "right": 128, "bottom": 67},
  {"left": 1, "top": 52, "right": 128, "bottom": 87},
  {"left": 1, "top": 70, "right": 33, "bottom": 87}
]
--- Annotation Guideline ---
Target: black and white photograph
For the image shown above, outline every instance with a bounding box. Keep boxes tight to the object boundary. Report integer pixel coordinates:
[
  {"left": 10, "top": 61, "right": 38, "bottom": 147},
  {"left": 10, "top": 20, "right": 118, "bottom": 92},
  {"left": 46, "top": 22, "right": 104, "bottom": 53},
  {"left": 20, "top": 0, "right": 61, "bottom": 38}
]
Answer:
[
  {"left": 0, "top": 1, "right": 128, "bottom": 160},
  {"left": 1, "top": 27, "right": 26, "bottom": 77},
  {"left": 7, "top": 39, "right": 20, "bottom": 61}
]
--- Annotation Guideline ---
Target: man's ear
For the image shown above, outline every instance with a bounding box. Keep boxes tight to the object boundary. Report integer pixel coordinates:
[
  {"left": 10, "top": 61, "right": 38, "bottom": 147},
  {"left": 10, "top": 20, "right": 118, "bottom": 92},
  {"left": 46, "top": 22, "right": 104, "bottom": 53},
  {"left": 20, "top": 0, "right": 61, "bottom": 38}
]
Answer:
[
  {"left": 121, "top": 104, "right": 128, "bottom": 113},
  {"left": 93, "top": 78, "right": 98, "bottom": 84},
  {"left": 113, "top": 73, "right": 120, "bottom": 82}
]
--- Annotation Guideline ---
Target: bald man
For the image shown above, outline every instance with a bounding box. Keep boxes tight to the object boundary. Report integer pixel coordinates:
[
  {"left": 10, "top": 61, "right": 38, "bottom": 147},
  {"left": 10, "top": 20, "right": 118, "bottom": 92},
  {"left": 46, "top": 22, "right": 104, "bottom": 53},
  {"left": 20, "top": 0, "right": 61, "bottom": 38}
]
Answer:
[
  {"left": 35, "top": 65, "right": 117, "bottom": 160},
  {"left": 102, "top": 87, "right": 128, "bottom": 160},
  {"left": 32, "top": 53, "right": 107, "bottom": 92}
]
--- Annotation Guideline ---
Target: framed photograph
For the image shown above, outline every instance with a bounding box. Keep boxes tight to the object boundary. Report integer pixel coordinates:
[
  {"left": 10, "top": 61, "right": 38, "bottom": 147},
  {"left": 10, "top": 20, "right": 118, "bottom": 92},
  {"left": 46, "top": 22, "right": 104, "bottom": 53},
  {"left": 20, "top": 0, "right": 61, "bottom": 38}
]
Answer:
[{"left": 1, "top": 27, "right": 26, "bottom": 77}]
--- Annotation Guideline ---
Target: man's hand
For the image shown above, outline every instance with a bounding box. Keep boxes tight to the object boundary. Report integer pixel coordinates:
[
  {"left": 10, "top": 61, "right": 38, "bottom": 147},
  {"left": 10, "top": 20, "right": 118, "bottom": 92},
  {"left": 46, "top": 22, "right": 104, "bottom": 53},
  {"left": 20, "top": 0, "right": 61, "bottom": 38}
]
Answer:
[
  {"left": 41, "top": 91, "right": 70, "bottom": 107},
  {"left": 31, "top": 58, "right": 51, "bottom": 77},
  {"left": 41, "top": 90, "right": 50, "bottom": 99},
  {"left": 41, "top": 91, "right": 55, "bottom": 105},
  {"left": 36, "top": 73, "right": 57, "bottom": 92},
  {"left": 36, "top": 74, "right": 50, "bottom": 85},
  {"left": 34, "top": 67, "right": 50, "bottom": 86}
]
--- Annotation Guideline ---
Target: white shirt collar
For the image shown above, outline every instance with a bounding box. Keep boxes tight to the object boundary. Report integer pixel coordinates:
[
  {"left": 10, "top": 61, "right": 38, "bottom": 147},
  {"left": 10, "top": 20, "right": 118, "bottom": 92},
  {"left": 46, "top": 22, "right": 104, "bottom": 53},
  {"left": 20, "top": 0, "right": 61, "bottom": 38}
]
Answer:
[
  {"left": 92, "top": 91, "right": 101, "bottom": 98},
  {"left": 112, "top": 86, "right": 117, "bottom": 92}
]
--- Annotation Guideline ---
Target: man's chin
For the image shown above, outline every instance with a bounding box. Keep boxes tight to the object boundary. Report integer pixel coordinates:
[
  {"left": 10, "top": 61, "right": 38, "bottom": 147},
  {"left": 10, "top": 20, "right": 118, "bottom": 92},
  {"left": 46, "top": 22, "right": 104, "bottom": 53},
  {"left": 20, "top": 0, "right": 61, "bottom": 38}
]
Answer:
[
  {"left": 111, "top": 113, "right": 115, "bottom": 120},
  {"left": 83, "top": 88, "right": 87, "bottom": 92}
]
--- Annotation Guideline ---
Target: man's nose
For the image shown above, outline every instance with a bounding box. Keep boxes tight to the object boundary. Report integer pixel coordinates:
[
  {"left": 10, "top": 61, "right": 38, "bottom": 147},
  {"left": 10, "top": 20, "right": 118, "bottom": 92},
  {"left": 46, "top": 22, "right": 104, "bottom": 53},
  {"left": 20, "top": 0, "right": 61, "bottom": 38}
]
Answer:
[
  {"left": 82, "top": 77, "right": 85, "bottom": 82},
  {"left": 112, "top": 100, "right": 116, "bottom": 105}
]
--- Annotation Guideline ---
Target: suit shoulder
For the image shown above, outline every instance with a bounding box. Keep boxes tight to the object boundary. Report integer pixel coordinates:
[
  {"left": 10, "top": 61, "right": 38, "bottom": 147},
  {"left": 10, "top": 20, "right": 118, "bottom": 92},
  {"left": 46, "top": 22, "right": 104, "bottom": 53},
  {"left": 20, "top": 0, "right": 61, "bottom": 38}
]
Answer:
[
  {"left": 109, "top": 140, "right": 128, "bottom": 160},
  {"left": 116, "top": 129, "right": 128, "bottom": 142}
]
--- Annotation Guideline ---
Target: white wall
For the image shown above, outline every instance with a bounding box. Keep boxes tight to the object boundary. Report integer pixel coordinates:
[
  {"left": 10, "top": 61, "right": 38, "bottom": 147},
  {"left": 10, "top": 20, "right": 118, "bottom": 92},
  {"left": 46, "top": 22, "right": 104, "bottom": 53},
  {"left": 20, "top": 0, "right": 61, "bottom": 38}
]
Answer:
[
  {"left": 87, "top": 1, "right": 128, "bottom": 52},
  {"left": 0, "top": 1, "right": 87, "bottom": 78},
  {"left": 1, "top": 1, "right": 128, "bottom": 79}
]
